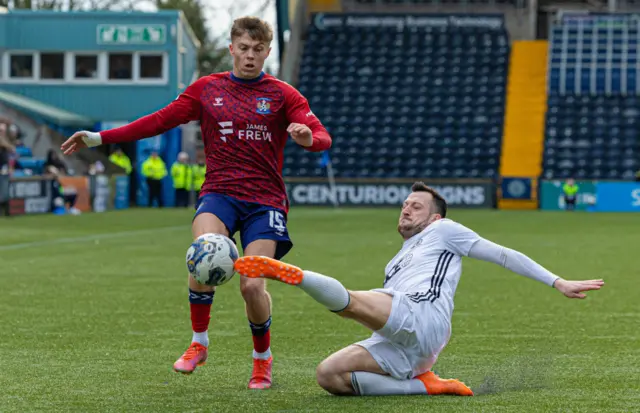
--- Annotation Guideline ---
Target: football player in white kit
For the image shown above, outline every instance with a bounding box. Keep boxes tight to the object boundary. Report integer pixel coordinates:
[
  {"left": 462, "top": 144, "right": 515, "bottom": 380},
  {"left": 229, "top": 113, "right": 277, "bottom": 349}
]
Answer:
[{"left": 233, "top": 182, "right": 605, "bottom": 397}]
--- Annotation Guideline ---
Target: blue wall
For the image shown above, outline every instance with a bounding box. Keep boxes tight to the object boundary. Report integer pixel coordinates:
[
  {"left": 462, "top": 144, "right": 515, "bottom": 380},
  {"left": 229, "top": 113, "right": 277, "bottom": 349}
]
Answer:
[
  {"left": 0, "top": 84, "right": 176, "bottom": 121},
  {"left": 1, "top": 11, "right": 176, "bottom": 50},
  {"left": 0, "top": 10, "right": 200, "bottom": 122},
  {"left": 179, "top": 17, "right": 200, "bottom": 90}
]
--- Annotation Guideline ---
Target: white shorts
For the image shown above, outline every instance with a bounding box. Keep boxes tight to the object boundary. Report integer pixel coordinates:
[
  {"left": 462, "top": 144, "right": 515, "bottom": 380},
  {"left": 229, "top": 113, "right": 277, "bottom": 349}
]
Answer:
[{"left": 354, "top": 288, "right": 452, "bottom": 380}]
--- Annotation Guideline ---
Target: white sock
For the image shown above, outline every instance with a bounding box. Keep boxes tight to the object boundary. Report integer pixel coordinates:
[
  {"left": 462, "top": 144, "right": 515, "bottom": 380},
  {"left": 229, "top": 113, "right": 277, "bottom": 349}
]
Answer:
[
  {"left": 297, "top": 270, "right": 351, "bottom": 312},
  {"left": 351, "top": 372, "right": 427, "bottom": 395},
  {"left": 192, "top": 331, "right": 209, "bottom": 347},
  {"left": 253, "top": 347, "right": 272, "bottom": 360}
]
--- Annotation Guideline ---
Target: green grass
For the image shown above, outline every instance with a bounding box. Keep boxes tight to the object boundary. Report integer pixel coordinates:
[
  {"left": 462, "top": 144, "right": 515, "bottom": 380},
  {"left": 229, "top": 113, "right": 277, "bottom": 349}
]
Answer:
[{"left": 0, "top": 208, "right": 637, "bottom": 412}]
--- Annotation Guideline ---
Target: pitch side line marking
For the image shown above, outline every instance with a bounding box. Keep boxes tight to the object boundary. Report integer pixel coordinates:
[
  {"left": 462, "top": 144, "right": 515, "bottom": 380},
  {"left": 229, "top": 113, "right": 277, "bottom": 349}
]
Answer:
[{"left": 0, "top": 226, "right": 186, "bottom": 252}]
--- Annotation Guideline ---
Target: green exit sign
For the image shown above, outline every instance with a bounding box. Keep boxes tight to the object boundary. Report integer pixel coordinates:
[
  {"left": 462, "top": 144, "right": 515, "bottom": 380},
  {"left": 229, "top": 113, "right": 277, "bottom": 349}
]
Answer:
[{"left": 97, "top": 25, "right": 167, "bottom": 45}]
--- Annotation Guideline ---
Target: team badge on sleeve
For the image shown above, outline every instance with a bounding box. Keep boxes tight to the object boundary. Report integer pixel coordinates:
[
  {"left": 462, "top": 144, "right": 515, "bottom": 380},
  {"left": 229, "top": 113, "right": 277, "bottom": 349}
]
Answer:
[{"left": 256, "top": 97, "right": 272, "bottom": 114}]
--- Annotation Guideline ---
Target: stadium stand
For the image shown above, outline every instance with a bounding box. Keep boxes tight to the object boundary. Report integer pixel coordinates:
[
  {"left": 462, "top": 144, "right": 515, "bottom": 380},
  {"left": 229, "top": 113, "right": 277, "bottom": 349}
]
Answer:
[
  {"left": 284, "top": 14, "right": 510, "bottom": 179},
  {"left": 353, "top": 0, "right": 524, "bottom": 4},
  {"left": 543, "top": 16, "right": 640, "bottom": 180},
  {"left": 0, "top": 119, "right": 46, "bottom": 177}
]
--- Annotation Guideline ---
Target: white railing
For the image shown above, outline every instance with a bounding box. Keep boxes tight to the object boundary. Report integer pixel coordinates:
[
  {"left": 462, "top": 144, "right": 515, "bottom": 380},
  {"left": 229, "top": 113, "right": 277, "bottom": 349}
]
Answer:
[{"left": 549, "top": 13, "right": 640, "bottom": 95}]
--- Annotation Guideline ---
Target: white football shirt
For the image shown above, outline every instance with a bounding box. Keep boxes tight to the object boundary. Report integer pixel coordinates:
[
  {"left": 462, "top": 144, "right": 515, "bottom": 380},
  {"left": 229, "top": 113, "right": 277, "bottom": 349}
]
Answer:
[{"left": 382, "top": 218, "right": 481, "bottom": 320}]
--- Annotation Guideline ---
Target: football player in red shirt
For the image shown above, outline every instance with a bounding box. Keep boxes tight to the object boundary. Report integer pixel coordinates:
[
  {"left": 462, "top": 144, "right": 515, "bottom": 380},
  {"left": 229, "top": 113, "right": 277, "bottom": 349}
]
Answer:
[{"left": 61, "top": 16, "right": 331, "bottom": 389}]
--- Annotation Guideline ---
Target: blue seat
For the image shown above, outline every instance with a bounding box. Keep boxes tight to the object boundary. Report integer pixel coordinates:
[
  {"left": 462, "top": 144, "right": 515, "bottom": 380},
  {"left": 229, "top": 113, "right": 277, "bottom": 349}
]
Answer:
[
  {"left": 11, "top": 170, "right": 29, "bottom": 177},
  {"left": 543, "top": 94, "right": 638, "bottom": 179},
  {"left": 15, "top": 146, "right": 32, "bottom": 157},
  {"left": 285, "top": 16, "right": 510, "bottom": 179},
  {"left": 17, "top": 157, "right": 45, "bottom": 174}
]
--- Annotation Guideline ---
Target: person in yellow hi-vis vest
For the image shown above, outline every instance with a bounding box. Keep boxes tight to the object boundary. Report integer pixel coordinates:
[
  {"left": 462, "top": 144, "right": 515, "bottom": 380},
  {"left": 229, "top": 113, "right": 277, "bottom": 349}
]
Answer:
[
  {"left": 171, "top": 152, "right": 192, "bottom": 208},
  {"left": 192, "top": 150, "right": 207, "bottom": 200},
  {"left": 141, "top": 150, "right": 167, "bottom": 208},
  {"left": 108, "top": 147, "right": 132, "bottom": 175},
  {"left": 563, "top": 178, "right": 579, "bottom": 211}
]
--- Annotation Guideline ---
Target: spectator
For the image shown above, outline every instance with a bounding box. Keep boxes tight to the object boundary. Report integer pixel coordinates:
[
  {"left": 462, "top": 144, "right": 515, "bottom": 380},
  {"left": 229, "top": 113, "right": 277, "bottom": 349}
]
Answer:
[
  {"left": 88, "top": 161, "right": 106, "bottom": 176},
  {"left": 0, "top": 123, "right": 16, "bottom": 176},
  {"left": 108, "top": 147, "right": 133, "bottom": 207},
  {"left": 562, "top": 178, "right": 579, "bottom": 211},
  {"left": 141, "top": 150, "right": 167, "bottom": 208},
  {"left": 45, "top": 149, "right": 68, "bottom": 175},
  {"left": 0, "top": 144, "right": 11, "bottom": 175},
  {"left": 109, "top": 147, "right": 132, "bottom": 175},
  {"left": 192, "top": 149, "right": 206, "bottom": 200},
  {"left": 45, "top": 165, "right": 81, "bottom": 215},
  {"left": 8, "top": 124, "right": 20, "bottom": 143},
  {"left": 171, "top": 152, "right": 192, "bottom": 208}
]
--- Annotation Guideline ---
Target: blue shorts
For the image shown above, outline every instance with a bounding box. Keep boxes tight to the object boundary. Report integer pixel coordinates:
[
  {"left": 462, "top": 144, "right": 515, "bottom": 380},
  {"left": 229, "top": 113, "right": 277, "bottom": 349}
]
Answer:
[{"left": 194, "top": 193, "right": 293, "bottom": 260}]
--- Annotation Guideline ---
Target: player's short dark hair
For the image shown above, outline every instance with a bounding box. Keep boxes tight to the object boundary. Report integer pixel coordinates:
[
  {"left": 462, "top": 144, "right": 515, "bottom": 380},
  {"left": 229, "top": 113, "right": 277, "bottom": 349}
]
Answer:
[
  {"left": 231, "top": 16, "right": 273, "bottom": 44},
  {"left": 411, "top": 182, "right": 447, "bottom": 218}
]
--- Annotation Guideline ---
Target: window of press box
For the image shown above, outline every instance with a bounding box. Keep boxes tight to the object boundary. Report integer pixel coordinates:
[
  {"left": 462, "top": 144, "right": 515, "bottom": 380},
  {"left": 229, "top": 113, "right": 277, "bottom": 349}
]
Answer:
[
  {"left": 75, "top": 55, "right": 98, "bottom": 79},
  {"left": 108, "top": 53, "right": 133, "bottom": 79},
  {"left": 40, "top": 53, "right": 65, "bottom": 79},
  {"left": 9, "top": 54, "right": 34, "bottom": 78},
  {"left": 139, "top": 55, "right": 163, "bottom": 79}
]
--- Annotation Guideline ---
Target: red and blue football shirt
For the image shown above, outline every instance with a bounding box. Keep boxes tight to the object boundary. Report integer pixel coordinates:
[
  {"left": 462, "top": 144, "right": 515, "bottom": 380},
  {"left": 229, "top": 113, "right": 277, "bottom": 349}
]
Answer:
[{"left": 101, "top": 71, "right": 332, "bottom": 212}]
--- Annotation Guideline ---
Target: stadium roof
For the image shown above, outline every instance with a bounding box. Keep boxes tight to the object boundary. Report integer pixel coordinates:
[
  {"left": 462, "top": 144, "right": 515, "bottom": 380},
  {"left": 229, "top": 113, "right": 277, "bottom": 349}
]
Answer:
[{"left": 0, "top": 90, "right": 94, "bottom": 127}]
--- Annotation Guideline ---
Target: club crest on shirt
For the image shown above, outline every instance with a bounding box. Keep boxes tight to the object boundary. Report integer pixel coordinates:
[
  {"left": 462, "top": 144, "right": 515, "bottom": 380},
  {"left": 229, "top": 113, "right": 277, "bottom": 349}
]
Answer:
[{"left": 256, "top": 97, "right": 272, "bottom": 114}]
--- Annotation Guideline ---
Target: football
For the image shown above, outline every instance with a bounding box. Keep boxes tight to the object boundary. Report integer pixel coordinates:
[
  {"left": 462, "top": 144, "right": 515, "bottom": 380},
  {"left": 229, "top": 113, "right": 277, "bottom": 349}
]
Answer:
[{"left": 186, "top": 233, "right": 239, "bottom": 286}]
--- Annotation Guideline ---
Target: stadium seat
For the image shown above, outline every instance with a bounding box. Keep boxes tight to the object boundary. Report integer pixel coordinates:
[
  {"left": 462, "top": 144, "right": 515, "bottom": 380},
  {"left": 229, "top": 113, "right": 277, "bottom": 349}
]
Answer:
[
  {"left": 15, "top": 146, "right": 32, "bottom": 157},
  {"left": 543, "top": 17, "right": 640, "bottom": 180},
  {"left": 16, "top": 157, "right": 46, "bottom": 174},
  {"left": 284, "top": 16, "right": 510, "bottom": 179},
  {"left": 11, "top": 170, "right": 29, "bottom": 178},
  {"left": 543, "top": 94, "right": 639, "bottom": 179}
]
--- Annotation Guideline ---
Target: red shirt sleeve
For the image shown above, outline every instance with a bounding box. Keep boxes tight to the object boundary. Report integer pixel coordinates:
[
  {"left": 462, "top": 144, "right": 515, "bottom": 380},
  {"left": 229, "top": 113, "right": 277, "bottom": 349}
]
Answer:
[
  {"left": 101, "top": 77, "right": 209, "bottom": 144},
  {"left": 283, "top": 85, "right": 332, "bottom": 152}
]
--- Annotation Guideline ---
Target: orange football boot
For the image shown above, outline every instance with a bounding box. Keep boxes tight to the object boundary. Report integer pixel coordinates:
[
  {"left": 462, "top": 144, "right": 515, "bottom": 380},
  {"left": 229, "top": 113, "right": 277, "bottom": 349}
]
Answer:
[
  {"left": 234, "top": 256, "right": 304, "bottom": 285},
  {"left": 173, "top": 342, "right": 208, "bottom": 374},
  {"left": 248, "top": 356, "right": 273, "bottom": 389},
  {"left": 416, "top": 371, "right": 474, "bottom": 396}
]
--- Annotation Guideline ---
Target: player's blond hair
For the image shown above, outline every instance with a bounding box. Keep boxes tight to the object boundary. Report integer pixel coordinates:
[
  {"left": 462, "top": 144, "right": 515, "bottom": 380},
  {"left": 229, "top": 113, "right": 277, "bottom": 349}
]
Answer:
[{"left": 231, "top": 16, "right": 273, "bottom": 44}]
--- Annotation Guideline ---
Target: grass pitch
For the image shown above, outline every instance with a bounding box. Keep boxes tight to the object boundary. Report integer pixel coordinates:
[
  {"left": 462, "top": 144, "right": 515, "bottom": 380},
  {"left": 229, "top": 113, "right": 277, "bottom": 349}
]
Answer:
[{"left": 0, "top": 208, "right": 637, "bottom": 412}]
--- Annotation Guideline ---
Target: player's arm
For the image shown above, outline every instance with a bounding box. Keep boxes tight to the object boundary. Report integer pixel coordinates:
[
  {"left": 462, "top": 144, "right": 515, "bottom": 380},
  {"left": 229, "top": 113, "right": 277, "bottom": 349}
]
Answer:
[
  {"left": 468, "top": 238, "right": 560, "bottom": 286},
  {"left": 467, "top": 239, "right": 604, "bottom": 298},
  {"left": 283, "top": 86, "right": 331, "bottom": 152},
  {"left": 439, "top": 221, "right": 604, "bottom": 299},
  {"left": 61, "top": 78, "right": 207, "bottom": 155}
]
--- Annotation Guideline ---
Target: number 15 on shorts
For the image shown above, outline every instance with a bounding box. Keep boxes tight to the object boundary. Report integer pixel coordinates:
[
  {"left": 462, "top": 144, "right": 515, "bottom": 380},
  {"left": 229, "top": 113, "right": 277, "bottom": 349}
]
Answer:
[{"left": 269, "top": 210, "right": 286, "bottom": 234}]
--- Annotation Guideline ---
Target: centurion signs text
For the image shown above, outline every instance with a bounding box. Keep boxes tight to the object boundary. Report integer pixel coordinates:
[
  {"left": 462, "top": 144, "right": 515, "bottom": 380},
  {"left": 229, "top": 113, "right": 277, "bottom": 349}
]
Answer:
[{"left": 286, "top": 181, "right": 495, "bottom": 208}]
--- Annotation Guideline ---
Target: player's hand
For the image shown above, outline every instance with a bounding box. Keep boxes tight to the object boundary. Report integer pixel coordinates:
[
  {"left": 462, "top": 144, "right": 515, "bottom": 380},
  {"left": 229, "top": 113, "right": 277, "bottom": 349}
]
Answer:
[
  {"left": 288, "top": 123, "right": 313, "bottom": 147},
  {"left": 61, "top": 131, "right": 102, "bottom": 155},
  {"left": 553, "top": 278, "right": 604, "bottom": 299}
]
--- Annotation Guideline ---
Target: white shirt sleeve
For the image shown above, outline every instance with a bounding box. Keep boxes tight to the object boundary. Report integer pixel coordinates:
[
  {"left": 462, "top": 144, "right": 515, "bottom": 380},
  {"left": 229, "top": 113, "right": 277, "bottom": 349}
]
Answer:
[
  {"left": 436, "top": 219, "right": 482, "bottom": 257},
  {"left": 467, "top": 238, "right": 560, "bottom": 287}
]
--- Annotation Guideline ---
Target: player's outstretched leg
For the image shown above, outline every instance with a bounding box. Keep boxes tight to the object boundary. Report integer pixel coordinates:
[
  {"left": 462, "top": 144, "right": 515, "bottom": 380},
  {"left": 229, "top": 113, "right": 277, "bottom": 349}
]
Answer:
[{"left": 234, "top": 256, "right": 351, "bottom": 312}]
